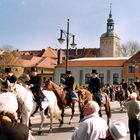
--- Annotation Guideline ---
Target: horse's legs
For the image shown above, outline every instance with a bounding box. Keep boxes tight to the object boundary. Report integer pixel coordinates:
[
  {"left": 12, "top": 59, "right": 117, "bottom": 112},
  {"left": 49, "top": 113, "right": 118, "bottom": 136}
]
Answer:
[
  {"left": 38, "top": 110, "right": 45, "bottom": 135},
  {"left": 29, "top": 118, "right": 32, "bottom": 130},
  {"left": 104, "top": 105, "right": 110, "bottom": 125},
  {"left": 21, "top": 112, "right": 30, "bottom": 127},
  {"left": 59, "top": 107, "right": 65, "bottom": 127},
  {"left": 48, "top": 107, "right": 53, "bottom": 133},
  {"left": 69, "top": 103, "right": 75, "bottom": 124},
  {"left": 99, "top": 106, "right": 102, "bottom": 117}
]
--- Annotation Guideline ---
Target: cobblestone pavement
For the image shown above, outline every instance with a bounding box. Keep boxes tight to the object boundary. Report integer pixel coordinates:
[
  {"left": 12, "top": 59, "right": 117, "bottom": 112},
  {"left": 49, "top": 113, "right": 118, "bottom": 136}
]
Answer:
[{"left": 30, "top": 101, "right": 130, "bottom": 140}]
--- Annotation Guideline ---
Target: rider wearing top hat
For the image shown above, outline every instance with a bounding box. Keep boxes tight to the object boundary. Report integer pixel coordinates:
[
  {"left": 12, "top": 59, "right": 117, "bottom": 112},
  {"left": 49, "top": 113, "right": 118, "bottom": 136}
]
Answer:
[
  {"left": 26, "top": 67, "right": 45, "bottom": 111},
  {"left": 88, "top": 69, "right": 101, "bottom": 106},
  {"left": 63, "top": 71, "right": 75, "bottom": 106},
  {"left": 0, "top": 67, "right": 17, "bottom": 90}
]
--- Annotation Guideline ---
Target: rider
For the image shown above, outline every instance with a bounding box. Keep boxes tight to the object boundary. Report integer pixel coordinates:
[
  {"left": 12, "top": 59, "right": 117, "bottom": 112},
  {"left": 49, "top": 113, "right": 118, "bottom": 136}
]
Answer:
[
  {"left": 0, "top": 67, "right": 17, "bottom": 90},
  {"left": 88, "top": 69, "right": 101, "bottom": 106},
  {"left": 26, "top": 67, "right": 45, "bottom": 111},
  {"left": 63, "top": 71, "right": 75, "bottom": 106}
]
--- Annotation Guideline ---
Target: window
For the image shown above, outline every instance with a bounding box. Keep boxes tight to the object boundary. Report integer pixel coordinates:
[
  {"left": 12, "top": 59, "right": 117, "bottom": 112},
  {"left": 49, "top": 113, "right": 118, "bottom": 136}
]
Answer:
[
  {"left": 113, "top": 73, "right": 119, "bottom": 85},
  {"left": 99, "top": 73, "right": 104, "bottom": 86},
  {"left": 85, "top": 73, "right": 91, "bottom": 84},
  {"left": 128, "top": 66, "right": 135, "bottom": 73},
  {"left": 128, "top": 78, "right": 134, "bottom": 85}
]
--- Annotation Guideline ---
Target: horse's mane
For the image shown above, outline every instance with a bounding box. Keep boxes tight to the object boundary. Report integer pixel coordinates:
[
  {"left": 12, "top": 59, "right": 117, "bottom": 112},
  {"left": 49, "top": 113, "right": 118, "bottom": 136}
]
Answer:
[
  {"left": 14, "top": 84, "right": 33, "bottom": 99},
  {"left": 45, "top": 80, "right": 66, "bottom": 106},
  {"left": 48, "top": 80, "right": 65, "bottom": 96}
]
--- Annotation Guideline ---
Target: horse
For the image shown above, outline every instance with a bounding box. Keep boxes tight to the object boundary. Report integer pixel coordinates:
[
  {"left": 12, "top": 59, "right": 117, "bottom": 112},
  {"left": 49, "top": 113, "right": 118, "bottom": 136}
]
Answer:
[
  {"left": 76, "top": 87, "right": 111, "bottom": 125},
  {"left": 45, "top": 79, "right": 78, "bottom": 126},
  {"left": 7, "top": 82, "right": 61, "bottom": 134},
  {"left": 114, "top": 85, "right": 131, "bottom": 111}
]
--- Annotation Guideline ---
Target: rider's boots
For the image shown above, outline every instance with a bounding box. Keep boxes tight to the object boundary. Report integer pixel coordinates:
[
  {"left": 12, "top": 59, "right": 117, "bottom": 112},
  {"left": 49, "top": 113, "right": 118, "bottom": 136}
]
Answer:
[{"left": 39, "top": 101, "right": 43, "bottom": 111}]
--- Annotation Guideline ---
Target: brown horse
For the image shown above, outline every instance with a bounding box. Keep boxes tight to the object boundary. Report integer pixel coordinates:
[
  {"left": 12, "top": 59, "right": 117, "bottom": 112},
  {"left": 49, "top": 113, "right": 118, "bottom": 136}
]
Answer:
[
  {"left": 44, "top": 79, "right": 78, "bottom": 126},
  {"left": 76, "top": 88, "right": 111, "bottom": 124}
]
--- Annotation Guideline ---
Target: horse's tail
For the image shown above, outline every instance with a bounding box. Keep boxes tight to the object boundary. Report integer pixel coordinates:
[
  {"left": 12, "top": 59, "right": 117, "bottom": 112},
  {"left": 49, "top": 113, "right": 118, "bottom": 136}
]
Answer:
[
  {"left": 53, "top": 98, "right": 61, "bottom": 120},
  {"left": 104, "top": 93, "right": 111, "bottom": 118}
]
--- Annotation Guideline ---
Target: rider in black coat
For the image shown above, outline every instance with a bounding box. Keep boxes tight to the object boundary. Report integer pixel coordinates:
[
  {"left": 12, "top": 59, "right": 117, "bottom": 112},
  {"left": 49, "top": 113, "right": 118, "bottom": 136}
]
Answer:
[
  {"left": 63, "top": 71, "right": 75, "bottom": 106},
  {"left": 0, "top": 67, "right": 17, "bottom": 90},
  {"left": 26, "top": 67, "right": 45, "bottom": 111},
  {"left": 88, "top": 69, "right": 101, "bottom": 106}
]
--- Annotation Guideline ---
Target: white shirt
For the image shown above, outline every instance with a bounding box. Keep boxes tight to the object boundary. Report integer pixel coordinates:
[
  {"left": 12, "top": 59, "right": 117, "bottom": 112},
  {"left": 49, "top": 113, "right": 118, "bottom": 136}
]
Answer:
[{"left": 71, "top": 112, "right": 108, "bottom": 140}]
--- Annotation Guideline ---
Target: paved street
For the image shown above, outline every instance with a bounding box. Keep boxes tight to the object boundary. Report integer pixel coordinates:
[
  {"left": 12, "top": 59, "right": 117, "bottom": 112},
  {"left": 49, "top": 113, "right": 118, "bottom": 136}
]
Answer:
[{"left": 31, "top": 101, "right": 130, "bottom": 140}]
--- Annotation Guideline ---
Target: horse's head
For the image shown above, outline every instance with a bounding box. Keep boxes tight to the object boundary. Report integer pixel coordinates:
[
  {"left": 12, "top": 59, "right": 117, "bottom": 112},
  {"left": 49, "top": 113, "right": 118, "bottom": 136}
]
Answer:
[
  {"left": 44, "top": 79, "right": 54, "bottom": 90},
  {"left": 7, "top": 80, "right": 16, "bottom": 92}
]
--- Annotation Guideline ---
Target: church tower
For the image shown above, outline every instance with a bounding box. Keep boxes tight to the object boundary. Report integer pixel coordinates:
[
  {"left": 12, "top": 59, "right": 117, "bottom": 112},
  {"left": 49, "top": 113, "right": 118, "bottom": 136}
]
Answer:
[{"left": 100, "top": 5, "right": 120, "bottom": 57}]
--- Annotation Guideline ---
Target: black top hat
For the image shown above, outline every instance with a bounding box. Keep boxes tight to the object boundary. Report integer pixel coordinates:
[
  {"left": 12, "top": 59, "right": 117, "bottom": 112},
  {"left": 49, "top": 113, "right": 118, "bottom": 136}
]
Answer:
[
  {"left": 91, "top": 69, "right": 98, "bottom": 74},
  {"left": 4, "top": 67, "right": 12, "bottom": 73},
  {"left": 66, "top": 71, "right": 71, "bottom": 74},
  {"left": 31, "top": 67, "right": 37, "bottom": 72}
]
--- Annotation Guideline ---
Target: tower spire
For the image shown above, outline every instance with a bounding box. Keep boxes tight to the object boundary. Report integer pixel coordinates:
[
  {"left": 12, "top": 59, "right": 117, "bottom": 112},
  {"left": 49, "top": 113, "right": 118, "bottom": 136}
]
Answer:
[
  {"left": 109, "top": 3, "right": 112, "bottom": 18},
  {"left": 107, "top": 3, "right": 114, "bottom": 34}
]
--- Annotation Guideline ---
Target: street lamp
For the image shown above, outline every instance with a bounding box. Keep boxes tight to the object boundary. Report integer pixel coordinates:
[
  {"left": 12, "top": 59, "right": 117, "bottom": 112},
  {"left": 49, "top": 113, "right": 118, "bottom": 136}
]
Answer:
[{"left": 58, "top": 19, "right": 77, "bottom": 74}]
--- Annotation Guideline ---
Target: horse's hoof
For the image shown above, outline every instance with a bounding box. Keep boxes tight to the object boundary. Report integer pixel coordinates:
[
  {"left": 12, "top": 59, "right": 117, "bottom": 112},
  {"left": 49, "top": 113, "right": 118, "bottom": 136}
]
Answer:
[
  {"left": 59, "top": 123, "right": 63, "bottom": 127},
  {"left": 69, "top": 121, "right": 71, "bottom": 125},
  {"left": 38, "top": 131, "right": 42, "bottom": 135},
  {"left": 48, "top": 129, "right": 52, "bottom": 133}
]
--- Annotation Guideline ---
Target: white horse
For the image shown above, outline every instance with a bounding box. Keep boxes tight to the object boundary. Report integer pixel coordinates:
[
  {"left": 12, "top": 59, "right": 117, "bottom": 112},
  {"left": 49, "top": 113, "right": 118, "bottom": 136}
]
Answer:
[{"left": 7, "top": 82, "right": 61, "bottom": 134}]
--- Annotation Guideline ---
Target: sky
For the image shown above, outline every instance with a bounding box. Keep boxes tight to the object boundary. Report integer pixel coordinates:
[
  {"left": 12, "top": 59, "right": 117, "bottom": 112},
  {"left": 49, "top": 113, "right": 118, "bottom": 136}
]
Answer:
[{"left": 0, "top": 0, "right": 140, "bottom": 51}]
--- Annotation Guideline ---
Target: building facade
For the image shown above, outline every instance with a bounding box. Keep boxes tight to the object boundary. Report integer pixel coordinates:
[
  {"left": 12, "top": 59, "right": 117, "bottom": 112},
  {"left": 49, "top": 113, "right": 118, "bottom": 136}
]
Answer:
[{"left": 54, "top": 57, "right": 129, "bottom": 87}]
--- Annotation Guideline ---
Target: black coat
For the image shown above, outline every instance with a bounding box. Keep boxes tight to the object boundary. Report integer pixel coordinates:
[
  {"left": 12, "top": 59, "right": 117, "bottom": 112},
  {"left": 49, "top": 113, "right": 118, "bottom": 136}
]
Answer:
[
  {"left": 64, "top": 76, "right": 75, "bottom": 91},
  {"left": 2, "top": 75, "right": 17, "bottom": 88},
  {"left": 88, "top": 77, "right": 100, "bottom": 94},
  {"left": 27, "top": 75, "right": 44, "bottom": 99}
]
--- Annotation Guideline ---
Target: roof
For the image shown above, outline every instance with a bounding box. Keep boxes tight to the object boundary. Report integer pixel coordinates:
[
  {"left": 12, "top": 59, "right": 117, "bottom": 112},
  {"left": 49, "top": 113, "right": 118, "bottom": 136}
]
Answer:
[
  {"left": 20, "top": 47, "right": 58, "bottom": 69},
  {"left": 125, "top": 51, "right": 140, "bottom": 63},
  {"left": 56, "top": 57, "right": 129, "bottom": 68},
  {"left": 41, "top": 47, "right": 58, "bottom": 58},
  {"left": 37, "top": 57, "right": 57, "bottom": 69}
]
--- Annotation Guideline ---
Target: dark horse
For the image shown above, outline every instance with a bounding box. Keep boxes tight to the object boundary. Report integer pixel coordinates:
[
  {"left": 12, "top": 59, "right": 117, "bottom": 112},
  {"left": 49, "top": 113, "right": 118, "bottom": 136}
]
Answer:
[
  {"left": 45, "top": 79, "right": 78, "bottom": 126},
  {"left": 76, "top": 87, "right": 111, "bottom": 125}
]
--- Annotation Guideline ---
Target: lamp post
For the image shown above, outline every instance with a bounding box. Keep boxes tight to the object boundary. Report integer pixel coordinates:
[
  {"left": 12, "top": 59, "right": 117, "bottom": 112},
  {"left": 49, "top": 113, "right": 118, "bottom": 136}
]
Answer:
[{"left": 58, "top": 19, "right": 77, "bottom": 74}]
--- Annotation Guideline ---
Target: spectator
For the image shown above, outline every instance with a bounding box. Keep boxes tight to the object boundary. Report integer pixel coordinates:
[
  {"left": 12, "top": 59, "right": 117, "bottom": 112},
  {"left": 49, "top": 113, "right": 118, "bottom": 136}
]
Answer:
[
  {"left": 105, "top": 121, "right": 127, "bottom": 140},
  {"left": 120, "top": 79, "right": 129, "bottom": 100},
  {"left": 0, "top": 92, "right": 35, "bottom": 140},
  {"left": 134, "top": 77, "right": 140, "bottom": 92},
  {"left": 70, "top": 101, "right": 107, "bottom": 140},
  {"left": 124, "top": 92, "right": 140, "bottom": 140}
]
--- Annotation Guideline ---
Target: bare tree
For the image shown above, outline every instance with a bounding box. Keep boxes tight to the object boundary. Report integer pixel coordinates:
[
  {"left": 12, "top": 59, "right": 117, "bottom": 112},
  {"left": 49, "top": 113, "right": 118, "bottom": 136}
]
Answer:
[
  {"left": 0, "top": 45, "right": 23, "bottom": 77},
  {"left": 120, "top": 40, "right": 140, "bottom": 57}
]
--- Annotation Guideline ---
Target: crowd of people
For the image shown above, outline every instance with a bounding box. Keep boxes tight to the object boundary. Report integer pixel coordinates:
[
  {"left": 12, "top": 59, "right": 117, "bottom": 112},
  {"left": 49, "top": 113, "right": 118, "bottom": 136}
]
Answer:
[{"left": 0, "top": 67, "right": 139, "bottom": 140}]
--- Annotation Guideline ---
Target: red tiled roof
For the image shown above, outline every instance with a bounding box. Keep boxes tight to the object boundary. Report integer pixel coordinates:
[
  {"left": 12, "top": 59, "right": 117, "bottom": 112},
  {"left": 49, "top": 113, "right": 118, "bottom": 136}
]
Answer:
[
  {"left": 125, "top": 51, "right": 140, "bottom": 63},
  {"left": 56, "top": 58, "right": 128, "bottom": 68},
  {"left": 37, "top": 57, "right": 57, "bottom": 69},
  {"left": 22, "top": 56, "right": 42, "bottom": 67},
  {"left": 42, "top": 47, "right": 57, "bottom": 58}
]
